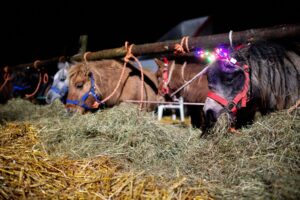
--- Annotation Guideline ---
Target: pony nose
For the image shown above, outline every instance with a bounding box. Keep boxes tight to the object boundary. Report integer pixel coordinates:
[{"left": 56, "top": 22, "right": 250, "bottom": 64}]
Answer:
[
  {"left": 66, "top": 105, "right": 84, "bottom": 114},
  {"left": 46, "top": 93, "right": 52, "bottom": 103},
  {"left": 205, "top": 109, "right": 217, "bottom": 129}
]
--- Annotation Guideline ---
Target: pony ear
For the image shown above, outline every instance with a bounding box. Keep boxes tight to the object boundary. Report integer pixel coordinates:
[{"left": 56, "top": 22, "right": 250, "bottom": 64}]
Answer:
[
  {"left": 64, "top": 62, "right": 71, "bottom": 70},
  {"left": 58, "top": 62, "right": 66, "bottom": 69},
  {"left": 154, "top": 58, "right": 165, "bottom": 69},
  {"left": 170, "top": 60, "right": 175, "bottom": 69}
]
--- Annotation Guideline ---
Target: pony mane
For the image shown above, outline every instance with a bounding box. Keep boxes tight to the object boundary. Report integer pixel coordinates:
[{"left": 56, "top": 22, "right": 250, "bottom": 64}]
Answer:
[
  {"left": 68, "top": 62, "right": 90, "bottom": 80},
  {"left": 233, "top": 40, "right": 300, "bottom": 110}
]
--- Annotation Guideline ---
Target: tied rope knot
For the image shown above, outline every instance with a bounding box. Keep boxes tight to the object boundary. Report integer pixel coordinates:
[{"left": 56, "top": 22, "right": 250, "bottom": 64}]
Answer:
[
  {"left": 124, "top": 41, "right": 134, "bottom": 63},
  {"left": 83, "top": 52, "right": 91, "bottom": 63},
  {"left": 95, "top": 42, "right": 144, "bottom": 111},
  {"left": 174, "top": 36, "right": 190, "bottom": 54},
  {"left": 123, "top": 41, "right": 144, "bottom": 110}
]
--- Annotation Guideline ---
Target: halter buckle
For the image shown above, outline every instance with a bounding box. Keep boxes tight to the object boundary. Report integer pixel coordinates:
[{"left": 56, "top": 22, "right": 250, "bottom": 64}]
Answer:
[{"left": 226, "top": 102, "right": 236, "bottom": 111}]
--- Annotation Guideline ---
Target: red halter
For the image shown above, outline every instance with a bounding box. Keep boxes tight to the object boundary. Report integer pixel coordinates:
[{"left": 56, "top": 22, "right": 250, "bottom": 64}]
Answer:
[
  {"left": 161, "top": 57, "right": 170, "bottom": 95},
  {"left": 207, "top": 64, "right": 250, "bottom": 114}
]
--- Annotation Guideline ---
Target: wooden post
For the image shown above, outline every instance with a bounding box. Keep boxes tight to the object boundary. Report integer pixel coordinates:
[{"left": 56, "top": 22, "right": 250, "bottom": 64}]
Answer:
[
  {"left": 78, "top": 35, "right": 88, "bottom": 54},
  {"left": 6, "top": 24, "right": 300, "bottom": 69},
  {"left": 71, "top": 24, "right": 300, "bottom": 62}
]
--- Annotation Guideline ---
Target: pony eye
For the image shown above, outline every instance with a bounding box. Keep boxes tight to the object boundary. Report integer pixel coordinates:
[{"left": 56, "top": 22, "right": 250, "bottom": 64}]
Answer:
[
  {"left": 75, "top": 82, "right": 84, "bottom": 89},
  {"left": 60, "top": 76, "right": 66, "bottom": 81}
]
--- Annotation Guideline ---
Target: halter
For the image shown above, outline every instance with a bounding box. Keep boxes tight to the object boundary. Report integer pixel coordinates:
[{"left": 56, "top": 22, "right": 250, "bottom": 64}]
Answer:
[
  {"left": 12, "top": 85, "right": 30, "bottom": 92},
  {"left": 49, "top": 85, "right": 68, "bottom": 97},
  {"left": 161, "top": 57, "right": 170, "bottom": 95},
  {"left": 207, "top": 59, "right": 250, "bottom": 114},
  {"left": 66, "top": 73, "right": 103, "bottom": 110}
]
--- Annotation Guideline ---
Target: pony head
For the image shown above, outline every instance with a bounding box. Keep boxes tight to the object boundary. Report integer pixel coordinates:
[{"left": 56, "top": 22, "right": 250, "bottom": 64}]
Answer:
[
  {"left": 46, "top": 62, "right": 70, "bottom": 104},
  {"left": 203, "top": 59, "right": 248, "bottom": 129}
]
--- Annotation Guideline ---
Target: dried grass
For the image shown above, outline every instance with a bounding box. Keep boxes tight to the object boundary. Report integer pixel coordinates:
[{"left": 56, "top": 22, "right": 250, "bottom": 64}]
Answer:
[{"left": 1, "top": 98, "right": 300, "bottom": 199}]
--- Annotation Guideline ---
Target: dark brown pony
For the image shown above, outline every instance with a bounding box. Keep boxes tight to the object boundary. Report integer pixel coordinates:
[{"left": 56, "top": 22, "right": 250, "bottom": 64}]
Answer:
[
  {"left": 203, "top": 40, "right": 300, "bottom": 130},
  {"left": 155, "top": 58, "right": 209, "bottom": 128},
  {"left": 66, "top": 60, "right": 159, "bottom": 113},
  {"left": 9, "top": 65, "right": 53, "bottom": 104},
  {"left": 0, "top": 66, "right": 13, "bottom": 104}
]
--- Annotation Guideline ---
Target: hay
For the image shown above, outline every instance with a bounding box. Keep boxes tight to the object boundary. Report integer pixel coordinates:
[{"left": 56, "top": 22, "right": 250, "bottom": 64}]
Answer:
[
  {"left": 0, "top": 122, "right": 211, "bottom": 199},
  {"left": 1, "top": 98, "right": 300, "bottom": 199},
  {"left": 207, "top": 113, "right": 231, "bottom": 137}
]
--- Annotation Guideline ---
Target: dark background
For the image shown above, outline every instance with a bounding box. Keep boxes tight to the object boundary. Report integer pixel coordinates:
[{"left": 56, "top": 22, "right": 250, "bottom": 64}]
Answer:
[{"left": 0, "top": 0, "right": 299, "bottom": 67}]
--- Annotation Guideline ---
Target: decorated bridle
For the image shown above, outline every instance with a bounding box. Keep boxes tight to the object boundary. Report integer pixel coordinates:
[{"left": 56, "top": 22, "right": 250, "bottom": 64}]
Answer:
[
  {"left": 204, "top": 48, "right": 250, "bottom": 114},
  {"left": 49, "top": 84, "right": 68, "bottom": 97},
  {"left": 161, "top": 57, "right": 170, "bottom": 95},
  {"left": 160, "top": 57, "right": 176, "bottom": 95},
  {"left": 66, "top": 73, "right": 103, "bottom": 110}
]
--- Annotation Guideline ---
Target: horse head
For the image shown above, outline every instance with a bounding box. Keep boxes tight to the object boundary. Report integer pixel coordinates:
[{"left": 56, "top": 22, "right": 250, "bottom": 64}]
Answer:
[
  {"left": 155, "top": 58, "right": 182, "bottom": 101},
  {"left": 203, "top": 40, "right": 300, "bottom": 131},
  {"left": 10, "top": 65, "right": 40, "bottom": 98},
  {"left": 203, "top": 59, "right": 248, "bottom": 129},
  {"left": 46, "top": 62, "right": 70, "bottom": 104},
  {"left": 10, "top": 64, "right": 52, "bottom": 104},
  {"left": 66, "top": 62, "right": 103, "bottom": 113}
]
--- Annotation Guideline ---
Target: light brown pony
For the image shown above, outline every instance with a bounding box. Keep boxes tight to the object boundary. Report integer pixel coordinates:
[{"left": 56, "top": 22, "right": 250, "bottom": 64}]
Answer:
[
  {"left": 155, "top": 58, "right": 209, "bottom": 128},
  {"left": 66, "top": 60, "right": 159, "bottom": 113}
]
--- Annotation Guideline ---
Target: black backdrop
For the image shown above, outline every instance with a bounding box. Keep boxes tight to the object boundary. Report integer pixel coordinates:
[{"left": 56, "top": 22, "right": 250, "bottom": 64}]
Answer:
[{"left": 0, "top": 0, "right": 299, "bottom": 67}]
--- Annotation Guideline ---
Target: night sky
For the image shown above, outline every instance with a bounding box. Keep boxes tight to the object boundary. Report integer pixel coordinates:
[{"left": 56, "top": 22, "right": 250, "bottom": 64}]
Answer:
[{"left": 0, "top": 0, "right": 299, "bottom": 67}]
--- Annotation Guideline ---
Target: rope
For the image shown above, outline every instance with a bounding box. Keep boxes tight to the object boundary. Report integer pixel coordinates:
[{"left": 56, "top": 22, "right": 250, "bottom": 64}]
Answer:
[
  {"left": 83, "top": 52, "right": 91, "bottom": 63},
  {"left": 124, "top": 99, "right": 204, "bottom": 106},
  {"left": 43, "top": 73, "right": 49, "bottom": 84},
  {"left": 98, "top": 42, "right": 144, "bottom": 111},
  {"left": 33, "top": 60, "right": 41, "bottom": 68},
  {"left": 170, "top": 65, "right": 210, "bottom": 97},
  {"left": 174, "top": 36, "right": 190, "bottom": 54},
  {"left": 287, "top": 99, "right": 300, "bottom": 115},
  {"left": 25, "top": 72, "right": 42, "bottom": 98},
  {"left": 0, "top": 68, "right": 11, "bottom": 92}
]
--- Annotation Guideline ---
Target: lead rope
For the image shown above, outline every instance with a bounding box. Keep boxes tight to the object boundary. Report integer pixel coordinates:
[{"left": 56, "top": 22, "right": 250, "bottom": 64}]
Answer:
[
  {"left": 0, "top": 66, "right": 11, "bottom": 92},
  {"left": 121, "top": 42, "right": 144, "bottom": 111},
  {"left": 25, "top": 60, "right": 42, "bottom": 98},
  {"left": 92, "top": 42, "right": 144, "bottom": 111}
]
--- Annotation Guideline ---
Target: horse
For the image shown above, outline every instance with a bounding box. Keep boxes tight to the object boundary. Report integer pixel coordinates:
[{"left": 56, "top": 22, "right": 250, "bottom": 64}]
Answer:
[
  {"left": 10, "top": 65, "right": 53, "bottom": 104},
  {"left": 155, "top": 58, "right": 209, "bottom": 129},
  {"left": 46, "top": 61, "right": 70, "bottom": 104},
  {"left": 0, "top": 66, "right": 13, "bottom": 104},
  {"left": 203, "top": 40, "right": 300, "bottom": 131},
  {"left": 66, "top": 59, "right": 159, "bottom": 113}
]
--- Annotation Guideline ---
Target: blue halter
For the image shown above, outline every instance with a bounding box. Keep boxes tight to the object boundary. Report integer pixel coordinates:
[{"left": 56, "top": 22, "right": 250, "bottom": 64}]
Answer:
[
  {"left": 50, "top": 85, "right": 68, "bottom": 97},
  {"left": 66, "top": 73, "right": 102, "bottom": 110},
  {"left": 13, "top": 85, "right": 30, "bottom": 92}
]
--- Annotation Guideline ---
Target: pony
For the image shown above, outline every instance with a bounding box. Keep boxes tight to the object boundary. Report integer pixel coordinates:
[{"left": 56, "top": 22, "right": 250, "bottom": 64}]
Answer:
[
  {"left": 203, "top": 40, "right": 300, "bottom": 130},
  {"left": 155, "top": 58, "right": 209, "bottom": 128},
  {"left": 66, "top": 59, "right": 159, "bottom": 113},
  {"left": 46, "top": 61, "right": 71, "bottom": 104},
  {"left": 0, "top": 66, "right": 13, "bottom": 104},
  {"left": 10, "top": 65, "right": 53, "bottom": 104}
]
